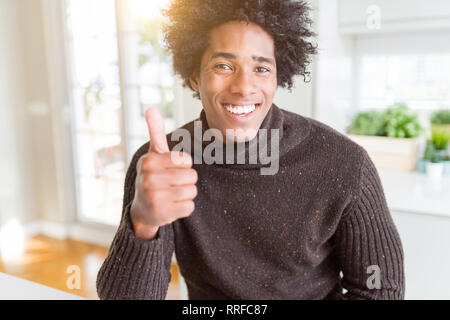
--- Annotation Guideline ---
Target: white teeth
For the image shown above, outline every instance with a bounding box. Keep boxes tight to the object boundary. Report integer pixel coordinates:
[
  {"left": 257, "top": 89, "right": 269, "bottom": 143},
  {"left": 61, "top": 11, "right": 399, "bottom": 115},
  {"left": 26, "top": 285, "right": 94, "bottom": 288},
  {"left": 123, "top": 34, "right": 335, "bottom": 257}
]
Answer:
[{"left": 225, "top": 104, "right": 256, "bottom": 114}]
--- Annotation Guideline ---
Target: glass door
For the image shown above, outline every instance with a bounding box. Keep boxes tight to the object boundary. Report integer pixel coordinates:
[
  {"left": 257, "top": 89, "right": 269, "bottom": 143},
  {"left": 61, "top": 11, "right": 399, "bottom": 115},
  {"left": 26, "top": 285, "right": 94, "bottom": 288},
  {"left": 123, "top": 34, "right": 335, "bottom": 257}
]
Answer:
[{"left": 63, "top": 0, "right": 174, "bottom": 226}]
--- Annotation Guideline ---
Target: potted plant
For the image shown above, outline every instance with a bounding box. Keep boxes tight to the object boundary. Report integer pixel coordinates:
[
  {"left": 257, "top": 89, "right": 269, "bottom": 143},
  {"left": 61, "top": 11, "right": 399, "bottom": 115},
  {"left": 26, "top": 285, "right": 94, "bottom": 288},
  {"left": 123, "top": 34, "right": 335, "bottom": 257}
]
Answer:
[
  {"left": 432, "top": 130, "right": 450, "bottom": 176},
  {"left": 418, "top": 131, "right": 450, "bottom": 177},
  {"left": 419, "top": 111, "right": 450, "bottom": 176},
  {"left": 430, "top": 109, "right": 450, "bottom": 137},
  {"left": 432, "top": 130, "right": 449, "bottom": 156},
  {"left": 347, "top": 103, "right": 423, "bottom": 172},
  {"left": 423, "top": 141, "right": 444, "bottom": 178}
]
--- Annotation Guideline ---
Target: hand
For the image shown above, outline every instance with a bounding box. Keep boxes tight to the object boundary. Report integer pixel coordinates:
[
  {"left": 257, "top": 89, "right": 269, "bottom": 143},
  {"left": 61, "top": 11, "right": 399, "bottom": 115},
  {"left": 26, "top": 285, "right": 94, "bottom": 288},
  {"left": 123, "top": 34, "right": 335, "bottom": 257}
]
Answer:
[{"left": 130, "top": 107, "right": 198, "bottom": 240}]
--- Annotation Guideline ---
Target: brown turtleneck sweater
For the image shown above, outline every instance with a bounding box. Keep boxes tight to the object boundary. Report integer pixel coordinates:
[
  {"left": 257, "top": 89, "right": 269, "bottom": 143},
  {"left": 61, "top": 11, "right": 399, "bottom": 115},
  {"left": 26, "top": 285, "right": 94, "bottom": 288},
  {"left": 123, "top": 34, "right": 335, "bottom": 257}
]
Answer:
[{"left": 96, "top": 104, "right": 405, "bottom": 300}]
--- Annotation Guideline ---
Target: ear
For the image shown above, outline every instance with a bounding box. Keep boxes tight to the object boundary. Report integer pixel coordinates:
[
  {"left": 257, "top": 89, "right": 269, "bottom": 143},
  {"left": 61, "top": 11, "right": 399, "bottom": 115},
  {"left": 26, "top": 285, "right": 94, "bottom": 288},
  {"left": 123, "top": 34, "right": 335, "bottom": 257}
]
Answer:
[{"left": 189, "top": 72, "right": 200, "bottom": 92}]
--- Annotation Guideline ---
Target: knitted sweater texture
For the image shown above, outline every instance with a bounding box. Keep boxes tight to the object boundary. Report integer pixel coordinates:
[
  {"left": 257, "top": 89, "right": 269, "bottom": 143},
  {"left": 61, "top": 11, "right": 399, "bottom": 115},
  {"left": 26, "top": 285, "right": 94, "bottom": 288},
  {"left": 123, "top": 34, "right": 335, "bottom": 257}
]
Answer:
[{"left": 96, "top": 104, "right": 405, "bottom": 300}]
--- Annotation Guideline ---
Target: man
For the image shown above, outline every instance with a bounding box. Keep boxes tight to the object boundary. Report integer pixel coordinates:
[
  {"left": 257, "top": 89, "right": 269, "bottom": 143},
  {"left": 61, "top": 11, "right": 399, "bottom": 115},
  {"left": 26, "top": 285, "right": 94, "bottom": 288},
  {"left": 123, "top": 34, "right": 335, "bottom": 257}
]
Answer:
[{"left": 96, "top": 0, "right": 404, "bottom": 299}]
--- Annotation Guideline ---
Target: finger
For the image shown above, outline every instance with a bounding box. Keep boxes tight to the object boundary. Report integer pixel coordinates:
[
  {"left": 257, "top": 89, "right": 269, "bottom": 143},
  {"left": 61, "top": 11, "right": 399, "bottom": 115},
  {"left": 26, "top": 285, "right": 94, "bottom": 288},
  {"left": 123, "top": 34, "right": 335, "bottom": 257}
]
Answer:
[
  {"left": 143, "top": 168, "right": 198, "bottom": 190},
  {"left": 145, "top": 107, "right": 170, "bottom": 154},
  {"left": 144, "top": 191, "right": 195, "bottom": 217},
  {"left": 170, "top": 200, "right": 195, "bottom": 219},
  {"left": 171, "top": 185, "right": 198, "bottom": 202},
  {"left": 140, "top": 152, "right": 193, "bottom": 171},
  {"left": 145, "top": 186, "right": 196, "bottom": 207}
]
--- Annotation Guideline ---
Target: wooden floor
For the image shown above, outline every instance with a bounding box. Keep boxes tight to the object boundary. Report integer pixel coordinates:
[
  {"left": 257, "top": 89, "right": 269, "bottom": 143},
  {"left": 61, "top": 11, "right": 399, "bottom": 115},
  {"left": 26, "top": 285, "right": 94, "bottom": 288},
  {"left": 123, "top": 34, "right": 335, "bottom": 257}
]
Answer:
[{"left": 0, "top": 235, "right": 181, "bottom": 300}]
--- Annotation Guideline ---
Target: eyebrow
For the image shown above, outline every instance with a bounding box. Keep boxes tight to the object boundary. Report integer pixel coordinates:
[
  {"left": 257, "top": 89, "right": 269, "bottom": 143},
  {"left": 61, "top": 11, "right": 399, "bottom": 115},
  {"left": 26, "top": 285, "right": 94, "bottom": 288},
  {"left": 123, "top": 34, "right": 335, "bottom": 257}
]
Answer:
[{"left": 210, "top": 52, "right": 275, "bottom": 66}]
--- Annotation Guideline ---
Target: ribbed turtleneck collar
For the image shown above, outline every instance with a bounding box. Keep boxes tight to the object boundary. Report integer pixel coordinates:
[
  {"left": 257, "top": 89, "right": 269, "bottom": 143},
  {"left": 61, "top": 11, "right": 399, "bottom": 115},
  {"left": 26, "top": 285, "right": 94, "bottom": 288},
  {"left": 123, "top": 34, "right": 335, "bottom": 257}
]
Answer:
[{"left": 169, "top": 103, "right": 311, "bottom": 170}]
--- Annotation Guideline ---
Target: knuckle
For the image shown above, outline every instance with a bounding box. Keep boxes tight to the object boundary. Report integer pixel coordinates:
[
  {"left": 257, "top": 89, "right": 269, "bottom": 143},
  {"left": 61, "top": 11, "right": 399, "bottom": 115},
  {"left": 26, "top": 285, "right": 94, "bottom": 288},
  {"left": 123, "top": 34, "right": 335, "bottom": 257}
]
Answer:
[
  {"left": 177, "top": 202, "right": 194, "bottom": 219},
  {"left": 143, "top": 153, "right": 158, "bottom": 169},
  {"left": 191, "top": 169, "right": 198, "bottom": 182},
  {"left": 187, "top": 185, "right": 197, "bottom": 198},
  {"left": 183, "top": 153, "right": 193, "bottom": 167},
  {"left": 169, "top": 151, "right": 183, "bottom": 166},
  {"left": 183, "top": 200, "right": 195, "bottom": 215},
  {"left": 174, "top": 151, "right": 193, "bottom": 167},
  {"left": 177, "top": 185, "right": 196, "bottom": 199}
]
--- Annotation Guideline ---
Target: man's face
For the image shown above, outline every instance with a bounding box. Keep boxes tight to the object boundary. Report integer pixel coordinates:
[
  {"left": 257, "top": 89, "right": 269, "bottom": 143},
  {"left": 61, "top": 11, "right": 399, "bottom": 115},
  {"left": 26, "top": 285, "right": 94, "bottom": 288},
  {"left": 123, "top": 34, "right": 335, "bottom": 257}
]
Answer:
[{"left": 190, "top": 20, "right": 278, "bottom": 143}]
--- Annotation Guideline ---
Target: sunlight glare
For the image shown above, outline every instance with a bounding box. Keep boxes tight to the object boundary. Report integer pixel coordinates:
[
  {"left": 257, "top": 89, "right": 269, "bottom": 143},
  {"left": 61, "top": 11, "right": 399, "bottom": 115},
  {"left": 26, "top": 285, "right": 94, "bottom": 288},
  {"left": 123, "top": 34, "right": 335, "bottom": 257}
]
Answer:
[
  {"left": 0, "top": 218, "right": 25, "bottom": 262},
  {"left": 130, "top": 0, "right": 170, "bottom": 21}
]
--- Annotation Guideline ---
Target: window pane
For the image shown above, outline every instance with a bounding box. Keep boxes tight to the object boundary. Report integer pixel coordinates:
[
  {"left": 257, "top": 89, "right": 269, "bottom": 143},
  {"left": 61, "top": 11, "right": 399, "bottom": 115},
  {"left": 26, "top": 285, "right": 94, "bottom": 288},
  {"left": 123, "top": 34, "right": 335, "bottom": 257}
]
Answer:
[
  {"left": 119, "top": 0, "right": 175, "bottom": 148},
  {"left": 63, "top": 0, "right": 176, "bottom": 226},
  {"left": 73, "top": 132, "right": 124, "bottom": 225},
  {"left": 72, "top": 85, "right": 121, "bottom": 134},
  {"left": 360, "top": 54, "right": 450, "bottom": 110},
  {"left": 70, "top": 36, "right": 119, "bottom": 87},
  {"left": 76, "top": 174, "right": 124, "bottom": 226},
  {"left": 66, "top": 0, "right": 117, "bottom": 39},
  {"left": 65, "top": 0, "right": 125, "bottom": 226},
  {"left": 74, "top": 133, "right": 123, "bottom": 177}
]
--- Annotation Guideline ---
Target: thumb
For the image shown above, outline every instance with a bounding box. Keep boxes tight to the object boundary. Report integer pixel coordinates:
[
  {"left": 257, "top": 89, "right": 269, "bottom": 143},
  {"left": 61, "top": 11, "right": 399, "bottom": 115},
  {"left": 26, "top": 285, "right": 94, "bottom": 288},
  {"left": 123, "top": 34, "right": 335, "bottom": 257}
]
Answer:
[{"left": 145, "top": 107, "right": 170, "bottom": 154}]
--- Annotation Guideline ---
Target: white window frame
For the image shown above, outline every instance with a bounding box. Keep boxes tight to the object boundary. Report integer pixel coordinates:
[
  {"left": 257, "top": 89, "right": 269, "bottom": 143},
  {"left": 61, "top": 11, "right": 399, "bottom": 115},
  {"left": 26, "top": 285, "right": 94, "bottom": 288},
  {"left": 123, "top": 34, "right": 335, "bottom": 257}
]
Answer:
[
  {"left": 353, "top": 31, "right": 450, "bottom": 115},
  {"left": 41, "top": 0, "right": 183, "bottom": 244}
]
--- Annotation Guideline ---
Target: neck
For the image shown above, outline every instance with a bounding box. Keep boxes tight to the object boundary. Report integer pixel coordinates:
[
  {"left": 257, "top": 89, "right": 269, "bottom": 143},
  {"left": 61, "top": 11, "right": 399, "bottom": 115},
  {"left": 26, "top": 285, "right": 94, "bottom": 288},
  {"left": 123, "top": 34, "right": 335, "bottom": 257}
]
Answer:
[{"left": 168, "top": 103, "right": 311, "bottom": 174}]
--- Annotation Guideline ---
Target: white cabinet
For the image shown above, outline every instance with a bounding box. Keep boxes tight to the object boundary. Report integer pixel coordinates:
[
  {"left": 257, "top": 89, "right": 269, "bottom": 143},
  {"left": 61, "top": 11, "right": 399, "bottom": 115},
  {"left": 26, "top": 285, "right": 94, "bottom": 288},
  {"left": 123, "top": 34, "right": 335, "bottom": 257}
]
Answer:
[
  {"left": 338, "top": 0, "right": 450, "bottom": 34},
  {"left": 379, "top": 170, "right": 450, "bottom": 299},
  {"left": 391, "top": 211, "right": 450, "bottom": 300}
]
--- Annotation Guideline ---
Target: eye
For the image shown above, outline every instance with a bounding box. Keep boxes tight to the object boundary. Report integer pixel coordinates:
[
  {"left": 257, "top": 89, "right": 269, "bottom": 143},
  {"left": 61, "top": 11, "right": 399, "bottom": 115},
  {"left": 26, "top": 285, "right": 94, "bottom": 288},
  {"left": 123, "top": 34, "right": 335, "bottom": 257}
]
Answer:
[
  {"left": 215, "top": 64, "right": 232, "bottom": 71},
  {"left": 255, "top": 66, "right": 270, "bottom": 73}
]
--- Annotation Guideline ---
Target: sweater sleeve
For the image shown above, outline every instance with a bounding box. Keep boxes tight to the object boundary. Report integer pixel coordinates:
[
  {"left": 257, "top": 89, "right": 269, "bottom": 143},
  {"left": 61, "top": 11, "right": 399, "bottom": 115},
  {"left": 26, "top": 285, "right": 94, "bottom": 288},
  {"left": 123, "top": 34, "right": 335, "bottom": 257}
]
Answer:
[
  {"left": 96, "top": 144, "right": 175, "bottom": 300},
  {"left": 331, "top": 153, "right": 405, "bottom": 300}
]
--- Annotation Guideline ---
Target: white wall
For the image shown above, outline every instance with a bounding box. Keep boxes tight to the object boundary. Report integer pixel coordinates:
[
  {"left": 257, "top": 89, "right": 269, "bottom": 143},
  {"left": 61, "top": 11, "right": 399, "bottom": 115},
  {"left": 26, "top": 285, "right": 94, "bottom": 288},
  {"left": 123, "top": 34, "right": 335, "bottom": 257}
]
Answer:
[
  {"left": 23, "top": 0, "right": 69, "bottom": 223},
  {"left": 339, "top": 0, "right": 450, "bottom": 34},
  {"left": 0, "top": 0, "right": 36, "bottom": 225},
  {"left": 0, "top": 0, "right": 69, "bottom": 226},
  {"left": 314, "top": 0, "right": 355, "bottom": 133}
]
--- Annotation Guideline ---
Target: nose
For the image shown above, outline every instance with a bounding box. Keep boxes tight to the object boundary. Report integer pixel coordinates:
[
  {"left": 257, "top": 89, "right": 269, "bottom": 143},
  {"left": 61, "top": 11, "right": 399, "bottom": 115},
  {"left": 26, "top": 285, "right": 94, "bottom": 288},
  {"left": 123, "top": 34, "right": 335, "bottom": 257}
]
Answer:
[{"left": 229, "top": 69, "right": 257, "bottom": 97}]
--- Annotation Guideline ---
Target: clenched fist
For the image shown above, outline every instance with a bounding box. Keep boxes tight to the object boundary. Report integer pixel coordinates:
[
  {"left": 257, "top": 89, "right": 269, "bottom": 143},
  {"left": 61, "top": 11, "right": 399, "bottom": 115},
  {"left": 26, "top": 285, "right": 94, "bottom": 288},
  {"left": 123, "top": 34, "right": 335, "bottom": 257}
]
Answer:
[{"left": 130, "top": 107, "right": 198, "bottom": 240}]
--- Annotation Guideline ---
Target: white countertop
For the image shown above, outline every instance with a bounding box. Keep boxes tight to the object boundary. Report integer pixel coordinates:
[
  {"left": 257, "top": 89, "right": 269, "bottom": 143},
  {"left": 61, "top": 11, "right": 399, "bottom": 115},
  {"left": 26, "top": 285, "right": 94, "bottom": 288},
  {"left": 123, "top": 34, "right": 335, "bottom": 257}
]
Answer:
[
  {"left": 0, "top": 272, "right": 86, "bottom": 300},
  {"left": 379, "top": 170, "right": 450, "bottom": 218}
]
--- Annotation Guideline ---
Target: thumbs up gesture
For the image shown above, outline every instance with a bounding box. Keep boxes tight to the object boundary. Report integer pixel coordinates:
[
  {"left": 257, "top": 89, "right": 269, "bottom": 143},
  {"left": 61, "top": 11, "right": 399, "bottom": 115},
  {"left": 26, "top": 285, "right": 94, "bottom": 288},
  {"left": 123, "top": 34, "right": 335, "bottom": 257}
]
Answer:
[{"left": 130, "top": 108, "right": 198, "bottom": 240}]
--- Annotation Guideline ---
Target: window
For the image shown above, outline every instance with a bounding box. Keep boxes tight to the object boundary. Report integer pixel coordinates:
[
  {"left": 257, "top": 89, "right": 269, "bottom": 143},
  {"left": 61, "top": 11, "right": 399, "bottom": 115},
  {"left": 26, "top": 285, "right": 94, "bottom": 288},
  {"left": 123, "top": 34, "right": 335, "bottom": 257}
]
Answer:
[
  {"left": 63, "top": 0, "right": 174, "bottom": 226},
  {"left": 355, "top": 32, "right": 450, "bottom": 117},
  {"left": 360, "top": 54, "right": 450, "bottom": 110},
  {"left": 116, "top": 0, "right": 176, "bottom": 161}
]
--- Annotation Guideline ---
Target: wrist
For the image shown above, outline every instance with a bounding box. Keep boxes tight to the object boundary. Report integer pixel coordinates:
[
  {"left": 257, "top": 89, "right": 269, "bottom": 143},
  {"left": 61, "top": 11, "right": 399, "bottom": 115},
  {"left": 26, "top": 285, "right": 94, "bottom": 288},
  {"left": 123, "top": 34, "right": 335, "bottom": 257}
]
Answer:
[
  {"left": 130, "top": 202, "right": 159, "bottom": 240},
  {"left": 133, "top": 222, "right": 159, "bottom": 240}
]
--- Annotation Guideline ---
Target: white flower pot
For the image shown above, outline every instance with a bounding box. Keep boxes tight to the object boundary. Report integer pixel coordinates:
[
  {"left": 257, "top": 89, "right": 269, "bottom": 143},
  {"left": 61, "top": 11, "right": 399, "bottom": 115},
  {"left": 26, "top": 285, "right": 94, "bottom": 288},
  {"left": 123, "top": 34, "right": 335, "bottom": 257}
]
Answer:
[{"left": 425, "top": 162, "right": 444, "bottom": 179}]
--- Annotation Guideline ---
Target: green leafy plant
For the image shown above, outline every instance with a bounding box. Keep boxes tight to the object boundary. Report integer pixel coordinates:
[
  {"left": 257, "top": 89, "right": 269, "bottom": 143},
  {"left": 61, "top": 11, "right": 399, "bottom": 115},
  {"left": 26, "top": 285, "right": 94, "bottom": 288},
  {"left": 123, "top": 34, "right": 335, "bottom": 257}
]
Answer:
[
  {"left": 347, "top": 111, "right": 385, "bottom": 136},
  {"left": 430, "top": 151, "right": 443, "bottom": 163},
  {"left": 430, "top": 109, "right": 450, "bottom": 125},
  {"left": 347, "top": 102, "right": 423, "bottom": 138},
  {"left": 382, "top": 103, "right": 422, "bottom": 138},
  {"left": 423, "top": 140, "right": 442, "bottom": 163},
  {"left": 431, "top": 130, "right": 450, "bottom": 151}
]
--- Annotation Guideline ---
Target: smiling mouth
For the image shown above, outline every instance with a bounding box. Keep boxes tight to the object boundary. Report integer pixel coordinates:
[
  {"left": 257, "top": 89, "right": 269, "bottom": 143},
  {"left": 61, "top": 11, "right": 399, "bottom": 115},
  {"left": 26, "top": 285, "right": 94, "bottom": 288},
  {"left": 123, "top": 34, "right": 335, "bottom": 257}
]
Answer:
[{"left": 222, "top": 103, "right": 261, "bottom": 115}]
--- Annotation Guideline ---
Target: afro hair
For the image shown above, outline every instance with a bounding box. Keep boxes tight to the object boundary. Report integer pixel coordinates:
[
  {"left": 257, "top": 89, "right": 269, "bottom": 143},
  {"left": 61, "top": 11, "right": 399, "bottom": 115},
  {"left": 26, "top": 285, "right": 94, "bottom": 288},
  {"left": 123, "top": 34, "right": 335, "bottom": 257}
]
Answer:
[{"left": 162, "top": 0, "right": 317, "bottom": 99}]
